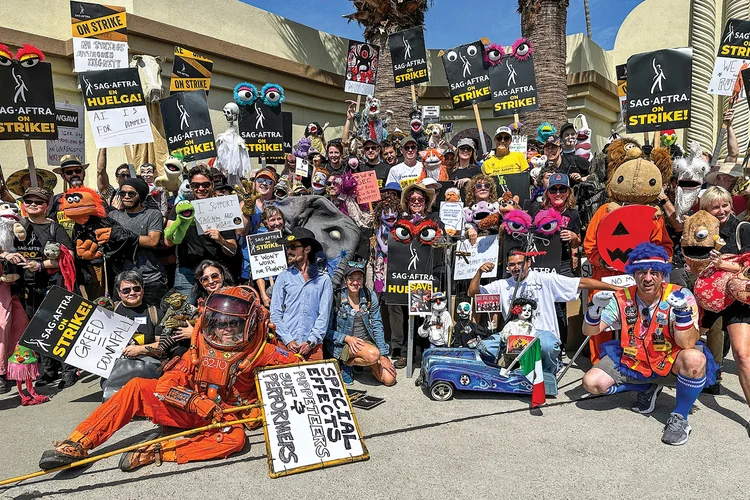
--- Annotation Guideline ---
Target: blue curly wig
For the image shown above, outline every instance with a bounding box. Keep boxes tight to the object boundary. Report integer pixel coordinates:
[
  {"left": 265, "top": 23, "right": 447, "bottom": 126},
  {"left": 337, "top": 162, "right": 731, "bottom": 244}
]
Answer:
[
  {"left": 261, "top": 83, "right": 285, "bottom": 107},
  {"left": 233, "top": 82, "right": 258, "bottom": 107},
  {"left": 624, "top": 242, "right": 672, "bottom": 276}
]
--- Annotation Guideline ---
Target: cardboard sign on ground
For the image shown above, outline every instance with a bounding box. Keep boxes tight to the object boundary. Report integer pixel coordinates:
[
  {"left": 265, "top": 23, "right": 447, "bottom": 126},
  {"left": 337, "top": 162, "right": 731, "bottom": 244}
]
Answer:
[
  {"left": 19, "top": 286, "right": 138, "bottom": 378},
  {"left": 255, "top": 360, "right": 369, "bottom": 478}
]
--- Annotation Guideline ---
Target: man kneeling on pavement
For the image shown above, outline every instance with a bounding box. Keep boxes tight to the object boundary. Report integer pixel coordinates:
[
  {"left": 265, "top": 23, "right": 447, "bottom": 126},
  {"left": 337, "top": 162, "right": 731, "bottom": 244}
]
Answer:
[
  {"left": 468, "top": 249, "right": 621, "bottom": 373},
  {"left": 582, "top": 243, "right": 718, "bottom": 446}
]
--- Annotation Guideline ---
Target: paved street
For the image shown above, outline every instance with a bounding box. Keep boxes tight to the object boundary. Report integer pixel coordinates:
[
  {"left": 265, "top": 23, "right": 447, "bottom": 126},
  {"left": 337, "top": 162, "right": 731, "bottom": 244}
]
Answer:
[{"left": 1, "top": 354, "right": 749, "bottom": 500}]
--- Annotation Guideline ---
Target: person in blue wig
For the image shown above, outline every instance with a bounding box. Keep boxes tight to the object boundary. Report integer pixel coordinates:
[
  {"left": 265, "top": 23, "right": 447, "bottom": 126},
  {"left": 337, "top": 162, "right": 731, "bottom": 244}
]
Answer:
[{"left": 581, "top": 242, "right": 718, "bottom": 446}]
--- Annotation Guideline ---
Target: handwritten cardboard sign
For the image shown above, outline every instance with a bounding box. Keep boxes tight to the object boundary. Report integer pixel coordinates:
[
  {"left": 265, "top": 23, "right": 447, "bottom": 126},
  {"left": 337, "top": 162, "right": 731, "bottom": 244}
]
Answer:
[
  {"left": 439, "top": 201, "right": 464, "bottom": 236},
  {"left": 453, "top": 235, "right": 499, "bottom": 280},
  {"left": 191, "top": 194, "right": 244, "bottom": 234},
  {"left": 19, "top": 286, "right": 138, "bottom": 378},
  {"left": 247, "top": 230, "right": 287, "bottom": 280},
  {"left": 46, "top": 103, "right": 86, "bottom": 165},
  {"left": 256, "top": 360, "right": 369, "bottom": 478},
  {"left": 353, "top": 170, "right": 381, "bottom": 204}
]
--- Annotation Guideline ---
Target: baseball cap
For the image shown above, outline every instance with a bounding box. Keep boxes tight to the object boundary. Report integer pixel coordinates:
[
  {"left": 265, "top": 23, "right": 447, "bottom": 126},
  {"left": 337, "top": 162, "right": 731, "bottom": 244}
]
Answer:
[
  {"left": 363, "top": 137, "right": 380, "bottom": 147},
  {"left": 401, "top": 137, "right": 418, "bottom": 147},
  {"left": 255, "top": 168, "right": 278, "bottom": 182},
  {"left": 494, "top": 126, "right": 512, "bottom": 137},
  {"left": 548, "top": 173, "right": 569, "bottom": 188},
  {"left": 22, "top": 186, "right": 51, "bottom": 203},
  {"left": 344, "top": 260, "right": 366, "bottom": 276},
  {"left": 545, "top": 135, "right": 561, "bottom": 147},
  {"left": 456, "top": 138, "right": 476, "bottom": 150}
]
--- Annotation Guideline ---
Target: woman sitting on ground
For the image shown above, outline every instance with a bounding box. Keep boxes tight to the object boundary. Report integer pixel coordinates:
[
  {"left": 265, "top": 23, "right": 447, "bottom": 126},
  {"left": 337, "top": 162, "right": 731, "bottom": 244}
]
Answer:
[{"left": 325, "top": 261, "right": 397, "bottom": 386}]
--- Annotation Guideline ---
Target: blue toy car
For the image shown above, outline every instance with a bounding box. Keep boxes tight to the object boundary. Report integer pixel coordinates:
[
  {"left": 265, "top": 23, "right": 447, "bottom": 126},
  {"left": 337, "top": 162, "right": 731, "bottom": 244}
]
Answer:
[{"left": 417, "top": 347, "right": 559, "bottom": 401}]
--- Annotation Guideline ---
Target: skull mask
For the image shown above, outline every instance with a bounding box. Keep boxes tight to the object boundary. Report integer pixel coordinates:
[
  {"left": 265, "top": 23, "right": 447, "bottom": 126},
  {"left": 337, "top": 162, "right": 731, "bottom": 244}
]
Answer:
[{"left": 223, "top": 102, "right": 239, "bottom": 123}]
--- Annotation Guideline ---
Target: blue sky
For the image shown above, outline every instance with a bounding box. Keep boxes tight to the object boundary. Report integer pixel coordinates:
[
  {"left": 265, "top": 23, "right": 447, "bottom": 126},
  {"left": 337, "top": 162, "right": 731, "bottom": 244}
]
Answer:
[{"left": 242, "top": 0, "right": 643, "bottom": 51}]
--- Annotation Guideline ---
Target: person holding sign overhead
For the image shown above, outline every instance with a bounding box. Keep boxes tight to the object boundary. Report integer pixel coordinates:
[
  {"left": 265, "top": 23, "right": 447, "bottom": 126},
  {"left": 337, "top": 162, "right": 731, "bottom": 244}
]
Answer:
[
  {"left": 164, "top": 165, "right": 237, "bottom": 295},
  {"left": 481, "top": 126, "right": 528, "bottom": 176}
]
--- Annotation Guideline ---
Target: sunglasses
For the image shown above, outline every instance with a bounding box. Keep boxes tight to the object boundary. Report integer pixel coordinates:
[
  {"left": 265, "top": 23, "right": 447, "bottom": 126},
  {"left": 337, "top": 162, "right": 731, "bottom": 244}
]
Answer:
[
  {"left": 119, "top": 285, "right": 142, "bottom": 295},
  {"left": 475, "top": 182, "right": 492, "bottom": 189},
  {"left": 287, "top": 244, "right": 303, "bottom": 250},
  {"left": 458, "top": 146, "right": 473, "bottom": 152},
  {"left": 116, "top": 173, "right": 130, "bottom": 179},
  {"left": 348, "top": 261, "right": 365, "bottom": 269},
  {"left": 402, "top": 145, "right": 417, "bottom": 151},
  {"left": 215, "top": 319, "right": 242, "bottom": 330},
  {"left": 364, "top": 146, "right": 379, "bottom": 152},
  {"left": 256, "top": 177, "right": 275, "bottom": 186},
  {"left": 326, "top": 181, "right": 338, "bottom": 187},
  {"left": 24, "top": 198, "right": 46, "bottom": 206},
  {"left": 191, "top": 181, "right": 212, "bottom": 190},
  {"left": 63, "top": 168, "right": 83, "bottom": 176},
  {"left": 409, "top": 196, "right": 425, "bottom": 203},
  {"left": 118, "top": 190, "right": 138, "bottom": 198},
  {"left": 199, "top": 272, "right": 222, "bottom": 284},
  {"left": 548, "top": 187, "right": 569, "bottom": 194},
  {"left": 496, "top": 135, "right": 512, "bottom": 142}
]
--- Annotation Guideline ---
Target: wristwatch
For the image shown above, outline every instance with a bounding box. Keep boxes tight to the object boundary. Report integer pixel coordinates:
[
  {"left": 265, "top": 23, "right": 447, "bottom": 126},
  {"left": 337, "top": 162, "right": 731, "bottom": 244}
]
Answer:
[
  {"left": 658, "top": 198, "right": 668, "bottom": 207},
  {"left": 305, "top": 340, "right": 316, "bottom": 349}
]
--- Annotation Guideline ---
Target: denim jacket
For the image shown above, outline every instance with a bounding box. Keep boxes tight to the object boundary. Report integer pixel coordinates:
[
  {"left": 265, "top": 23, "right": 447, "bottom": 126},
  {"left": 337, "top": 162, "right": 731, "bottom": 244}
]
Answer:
[{"left": 325, "top": 287, "right": 390, "bottom": 359}]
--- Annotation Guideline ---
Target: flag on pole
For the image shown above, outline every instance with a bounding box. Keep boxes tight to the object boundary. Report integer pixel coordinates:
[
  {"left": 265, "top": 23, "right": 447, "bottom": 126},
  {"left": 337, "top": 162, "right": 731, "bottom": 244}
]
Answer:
[{"left": 518, "top": 337, "right": 545, "bottom": 407}]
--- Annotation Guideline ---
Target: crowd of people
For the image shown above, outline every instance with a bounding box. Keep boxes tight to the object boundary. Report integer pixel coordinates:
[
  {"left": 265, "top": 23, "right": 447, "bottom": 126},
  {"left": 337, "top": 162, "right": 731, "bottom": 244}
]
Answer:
[{"left": 0, "top": 101, "right": 748, "bottom": 476}]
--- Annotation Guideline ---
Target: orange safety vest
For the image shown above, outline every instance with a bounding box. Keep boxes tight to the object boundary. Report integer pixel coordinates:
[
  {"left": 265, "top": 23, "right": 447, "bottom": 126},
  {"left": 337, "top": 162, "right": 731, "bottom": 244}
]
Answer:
[{"left": 616, "top": 283, "right": 682, "bottom": 378}]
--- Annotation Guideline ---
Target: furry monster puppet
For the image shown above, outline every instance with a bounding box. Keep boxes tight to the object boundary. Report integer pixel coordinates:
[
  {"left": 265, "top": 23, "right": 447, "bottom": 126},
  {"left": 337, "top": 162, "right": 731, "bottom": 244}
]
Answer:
[
  {"left": 371, "top": 196, "right": 401, "bottom": 293},
  {"left": 304, "top": 122, "right": 327, "bottom": 156},
  {"left": 418, "top": 148, "right": 449, "bottom": 181},
  {"left": 359, "top": 95, "right": 392, "bottom": 142},
  {"left": 156, "top": 154, "right": 185, "bottom": 192},
  {"left": 408, "top": 108, "right": 429, "bottom": 150},
  {"left": 673, "top": 141, "right": 709, "bottom": 222},
  {"left": 680, "top": 210, "right": 722, "bottom": 275},
  {"left": 61, "top": 186, "right": 139, "bottom": 262}
]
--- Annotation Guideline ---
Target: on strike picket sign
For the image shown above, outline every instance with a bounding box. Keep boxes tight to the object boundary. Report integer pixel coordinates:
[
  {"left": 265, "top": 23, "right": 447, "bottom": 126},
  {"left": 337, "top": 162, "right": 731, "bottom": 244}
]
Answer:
[
  {"left": 0, "top": 58, "right": 57, "bottom": 140},
  {"left": 442, "top": 40, "right": 491, "bottom": 110},
  {"left": 708, "top": 19, "right": 750, "bottom": 96},
  {"left": 170, "top": 46, "right": 213, "bottom": 95},
  {"left": 238, "top": 102, "right": 284, "bottom": 157},
  {"left": 160, "top": 90, "right": 216, "bottom": 161},
  {"left": 626, "top": 48, "right": 692, "bottom": 133},
  {"left": 191, "top": 194, "right": 244, "bottom": 234},
  {"left": 247, "top": 230, "right": 287, "bottom": 280},
  {"left": 490, "top": 54, "right": 538, "bottom": 117},
  {"left": 256, "top": 360, "right": 368, "bottom": 478},
  {"left": 389, "top": 27, "right": 429, "bottom": 88},
  {"left": 47, "top": 103, "right": 86, "bottom": 165},
  {"left": 70, "top": 1, "right": 128, "bottom": 72},
  {"left": 19, "top": 287, "right": 138, "bottom": 378},
  {"left": 79, "top": 67, "right": 153, "bottom": 148}
]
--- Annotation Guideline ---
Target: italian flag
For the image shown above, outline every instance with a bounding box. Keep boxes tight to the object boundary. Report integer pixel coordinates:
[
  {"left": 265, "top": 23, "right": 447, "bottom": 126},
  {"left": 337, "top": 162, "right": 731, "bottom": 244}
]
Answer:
[{"left": 518, "top": 338, "right": 545, "bottom": 407}]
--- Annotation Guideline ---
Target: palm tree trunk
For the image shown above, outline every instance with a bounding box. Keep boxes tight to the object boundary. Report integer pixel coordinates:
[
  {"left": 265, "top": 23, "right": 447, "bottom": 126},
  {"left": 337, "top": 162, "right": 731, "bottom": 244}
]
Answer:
[
  {"left": 367, "top": 30, "right": 415, "bottom": 132},
  {"left": 584, "top": 0, "right": 592, "bottom": 38},
  {"left": 518, "top": 0, "right": 570, "bottom": 134}
]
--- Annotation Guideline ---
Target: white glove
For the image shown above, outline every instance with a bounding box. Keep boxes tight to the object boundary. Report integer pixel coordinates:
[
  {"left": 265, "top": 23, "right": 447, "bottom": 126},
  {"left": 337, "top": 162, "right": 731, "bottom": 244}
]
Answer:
[
  {"left": 666, "top": 290, "right": 689, "bottom": 311},
  {"left": 585, "top": 291, "right": 614, "bottom": 325}
]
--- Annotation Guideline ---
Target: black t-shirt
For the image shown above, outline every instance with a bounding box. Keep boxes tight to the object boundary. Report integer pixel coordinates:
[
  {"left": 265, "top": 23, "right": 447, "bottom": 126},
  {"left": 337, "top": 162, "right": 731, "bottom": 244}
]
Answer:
[
  {"left": 530, "top": 204, "right": 581, "bottom": 263},
  {"left": 449, "top": 164, "right": 481, "bottom": 180},
  {"left": 14, "top": 220, "right": 73, "bottom": 286},
  {"left": 167, "top": 206, "right": 236, "bottom": 269},
  {"left": 359, "top": 161, "right": 391, "bottom": 188},
  {"left": 561, "top": 152, "right": 590, "bottom": 178},
  {"left": 114, "top": 302, "right": 163, "bottom": 345}
]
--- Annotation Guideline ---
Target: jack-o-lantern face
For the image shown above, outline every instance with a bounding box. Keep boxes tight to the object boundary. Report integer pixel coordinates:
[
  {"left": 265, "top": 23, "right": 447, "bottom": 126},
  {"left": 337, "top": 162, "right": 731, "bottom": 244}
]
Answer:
[{"left": 597, "top": 205, "right": 659, "bottom": 272}]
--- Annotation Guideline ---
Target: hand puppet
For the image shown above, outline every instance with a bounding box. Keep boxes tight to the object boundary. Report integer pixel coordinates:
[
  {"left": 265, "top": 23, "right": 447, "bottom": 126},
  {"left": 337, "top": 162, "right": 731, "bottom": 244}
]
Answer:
[
  {"left": 164, "top": 200, "right": 195, "bottom": 245},
  {"left": 418, "top": 292, "right": 453, "bottom": 347}
]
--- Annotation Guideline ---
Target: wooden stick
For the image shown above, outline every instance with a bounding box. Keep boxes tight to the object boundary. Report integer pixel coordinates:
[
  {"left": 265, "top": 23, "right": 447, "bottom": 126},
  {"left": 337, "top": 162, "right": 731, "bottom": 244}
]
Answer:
[
  {"left": 473, "top": 104, "right": 488, "bottom": 155},
  {"left": 24, "top": 139, "right": 38, "bottom": 187},
  {"left": 410, "top": 84, "right": 417, "bottom": 106},
  {"left": 355, "top": 94, "right": 362, "bottom": 113},
  {"left": 124, "top": 145, "right": 137, "bottom": 178},
  {"left": 0, "top": 415, "right": 262, "bottom": 487}
]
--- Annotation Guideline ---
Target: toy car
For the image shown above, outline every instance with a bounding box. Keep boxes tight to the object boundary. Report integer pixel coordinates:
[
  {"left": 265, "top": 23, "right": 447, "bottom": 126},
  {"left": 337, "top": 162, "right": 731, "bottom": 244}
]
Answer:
[{"left": 416, "top": 347, "right": 558, "bottom": 401}]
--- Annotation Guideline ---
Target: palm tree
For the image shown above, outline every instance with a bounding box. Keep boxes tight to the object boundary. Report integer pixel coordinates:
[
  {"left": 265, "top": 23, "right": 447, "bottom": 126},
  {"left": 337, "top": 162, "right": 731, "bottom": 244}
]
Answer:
[
  {"left": 344, "top": 0, "right": 430, "bottom": 131},
  {"left": 518, "top": 0, "right": 570, "bottom": 134},
  {"left": 584, "top": 0, "right": 592, "bottom": 39}
]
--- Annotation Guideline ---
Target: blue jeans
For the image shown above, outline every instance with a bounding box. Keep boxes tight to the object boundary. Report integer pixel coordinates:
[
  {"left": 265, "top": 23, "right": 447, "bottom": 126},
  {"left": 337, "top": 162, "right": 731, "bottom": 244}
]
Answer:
[
  {"left": 174, "top": 266, "right": 195, "bottom": 296},
  {"left": 480, "top": 330, "right": 562, "bottom": 374}
]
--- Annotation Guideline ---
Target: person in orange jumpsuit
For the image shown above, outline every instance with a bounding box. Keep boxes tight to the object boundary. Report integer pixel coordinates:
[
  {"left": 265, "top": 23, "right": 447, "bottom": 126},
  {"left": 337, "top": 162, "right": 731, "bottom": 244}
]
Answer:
[
  {"left": 583, "top": 204, "right": 673, "bottom": 363},
  {"left": 39, "top": 286, "right": 299, "bottom": 472}
]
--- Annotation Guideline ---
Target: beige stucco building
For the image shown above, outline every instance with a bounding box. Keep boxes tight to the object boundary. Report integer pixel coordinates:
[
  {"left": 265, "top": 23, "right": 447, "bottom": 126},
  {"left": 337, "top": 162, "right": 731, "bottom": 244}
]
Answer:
[{"left": 0, "top": 0, "right": 739, "bottom": 190}]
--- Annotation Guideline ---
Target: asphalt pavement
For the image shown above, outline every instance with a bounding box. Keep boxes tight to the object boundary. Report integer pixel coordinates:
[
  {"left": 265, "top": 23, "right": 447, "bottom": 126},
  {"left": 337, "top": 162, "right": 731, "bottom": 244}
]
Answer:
[{"left": 1, "top": 354, "right": 749, "bottom": 500}]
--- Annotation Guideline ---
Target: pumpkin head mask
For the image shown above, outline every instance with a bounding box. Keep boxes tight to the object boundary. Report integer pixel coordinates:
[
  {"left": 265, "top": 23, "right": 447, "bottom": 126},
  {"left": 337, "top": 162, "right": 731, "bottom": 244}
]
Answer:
[
  {"left": 681, "top": 210, "right": 722, "bottom": 275},
  {"left": 61, "top": 185, "right": 106, "bottom": 225},
  {"left": 596, "top": 205, "right": 659, "bottom": 272}
]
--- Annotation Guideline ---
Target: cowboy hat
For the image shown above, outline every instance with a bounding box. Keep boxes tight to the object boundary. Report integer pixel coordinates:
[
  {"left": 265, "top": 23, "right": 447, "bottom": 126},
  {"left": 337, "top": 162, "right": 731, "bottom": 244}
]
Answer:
[
  {"left": 401, "top": 182, "right": 437, "bottom": 213},
  {"left": 6, "top": 168, "right": 57, "bottom": 196},
  {"left": 52, "top": 155, "right": 89, "bottom": 175}
]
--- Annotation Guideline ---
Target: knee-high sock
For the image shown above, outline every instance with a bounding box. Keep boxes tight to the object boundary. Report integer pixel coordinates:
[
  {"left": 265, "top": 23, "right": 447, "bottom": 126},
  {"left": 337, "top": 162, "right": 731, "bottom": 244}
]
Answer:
[
  {"left": 673, "top": 373, "right": 706, "bottom": 419},
  {"left": 604, "top": 383, "right": 651, "bottom": 395}
]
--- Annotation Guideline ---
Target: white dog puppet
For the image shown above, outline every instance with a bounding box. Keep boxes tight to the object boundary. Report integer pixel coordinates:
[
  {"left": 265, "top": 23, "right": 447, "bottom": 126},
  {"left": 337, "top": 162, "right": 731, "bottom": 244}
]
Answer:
[{"left": 418, "top": 292, "right": 453, "bottom": 347}]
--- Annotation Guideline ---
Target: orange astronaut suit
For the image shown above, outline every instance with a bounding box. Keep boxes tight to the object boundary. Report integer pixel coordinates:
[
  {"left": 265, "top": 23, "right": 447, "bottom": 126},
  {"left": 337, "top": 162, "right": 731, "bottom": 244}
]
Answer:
[{"left": 40, "top": 286, "right": 298, "bottom": 469}]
